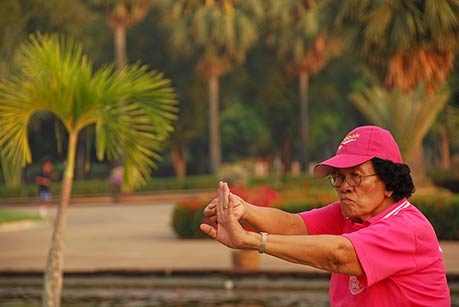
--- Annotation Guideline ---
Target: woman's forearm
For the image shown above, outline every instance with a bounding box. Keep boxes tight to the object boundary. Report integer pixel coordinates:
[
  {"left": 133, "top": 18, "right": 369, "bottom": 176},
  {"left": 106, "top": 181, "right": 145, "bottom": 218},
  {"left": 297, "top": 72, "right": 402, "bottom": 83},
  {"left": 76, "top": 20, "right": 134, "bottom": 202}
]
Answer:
[
  {"left": 242, "top": 205, "right": 308, "bottom": 235},
  {"left": 243, "top": 231, "right": 364, "bottom": 276}
]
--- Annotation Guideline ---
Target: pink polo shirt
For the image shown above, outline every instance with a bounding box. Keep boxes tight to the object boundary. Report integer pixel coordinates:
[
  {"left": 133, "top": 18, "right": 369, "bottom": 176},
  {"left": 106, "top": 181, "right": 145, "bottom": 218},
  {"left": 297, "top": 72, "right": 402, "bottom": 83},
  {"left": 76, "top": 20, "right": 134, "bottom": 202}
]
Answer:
[{"left": 299, "top": 198, "right": 450, "bottom": 307}]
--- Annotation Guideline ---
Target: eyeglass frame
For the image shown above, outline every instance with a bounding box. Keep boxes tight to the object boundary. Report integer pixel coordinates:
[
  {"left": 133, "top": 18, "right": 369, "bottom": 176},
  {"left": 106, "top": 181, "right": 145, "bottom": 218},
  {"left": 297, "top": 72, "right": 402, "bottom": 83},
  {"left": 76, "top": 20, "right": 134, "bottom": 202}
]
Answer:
[{"left": 328, "top": 172, "right": 378, "bottom": 188}]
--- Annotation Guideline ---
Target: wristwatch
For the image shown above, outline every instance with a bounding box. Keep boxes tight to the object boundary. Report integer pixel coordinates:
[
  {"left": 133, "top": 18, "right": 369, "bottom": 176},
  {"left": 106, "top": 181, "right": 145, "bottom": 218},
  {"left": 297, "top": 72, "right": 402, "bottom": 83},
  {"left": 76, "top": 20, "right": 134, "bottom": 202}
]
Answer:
[{"left": 258, "top": 232, "right": 268, "bottom": 254}]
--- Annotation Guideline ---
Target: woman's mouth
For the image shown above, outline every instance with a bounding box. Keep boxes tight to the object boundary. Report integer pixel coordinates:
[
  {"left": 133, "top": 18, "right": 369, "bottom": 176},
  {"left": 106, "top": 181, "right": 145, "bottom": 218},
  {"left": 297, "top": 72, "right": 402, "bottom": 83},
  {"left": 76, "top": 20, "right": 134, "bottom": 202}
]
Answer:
[{"left": 340, "top": 197, "right": 352, "bottom": 203}]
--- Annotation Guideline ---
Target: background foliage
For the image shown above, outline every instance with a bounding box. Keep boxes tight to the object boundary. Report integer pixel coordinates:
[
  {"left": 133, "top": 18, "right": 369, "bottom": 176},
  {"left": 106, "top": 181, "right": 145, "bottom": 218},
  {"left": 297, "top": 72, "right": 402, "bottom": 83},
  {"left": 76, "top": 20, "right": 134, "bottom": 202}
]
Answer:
[{"left": 0, "top": 0, "right": 458, "bottom": 186}]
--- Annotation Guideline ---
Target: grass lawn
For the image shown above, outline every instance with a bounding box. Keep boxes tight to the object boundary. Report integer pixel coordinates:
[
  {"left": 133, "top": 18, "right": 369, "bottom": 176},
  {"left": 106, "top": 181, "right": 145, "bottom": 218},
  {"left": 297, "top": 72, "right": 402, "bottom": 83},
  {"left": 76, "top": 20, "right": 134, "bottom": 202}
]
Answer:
[{"left": 0, "top": 208, "right": 43, "bottom": 224}]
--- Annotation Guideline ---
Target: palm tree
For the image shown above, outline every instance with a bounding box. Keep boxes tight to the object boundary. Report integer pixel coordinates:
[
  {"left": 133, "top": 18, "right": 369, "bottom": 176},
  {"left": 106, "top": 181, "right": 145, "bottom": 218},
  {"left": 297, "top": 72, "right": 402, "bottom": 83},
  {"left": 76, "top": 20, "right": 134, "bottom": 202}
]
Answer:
[
  {"left": 0, "top": 33, "right": 177, "bottom": 307},
  {"left": 321, "top": 0, "right": 459, "bottom": 93},
  {"left": 88, "top": 0, "right": 151, "bottom": 69},
  {"left": 266, "top": 0, "right": 339, "bottom": 172},
  {"left": 320, "top": 0, "right": 459, "bottom": 184},
  {"left": 349, "top": 85, "right": 450, "bottom": 184},
  {"left": 159, "top": 0, "right": 263, "bottom": 173}
]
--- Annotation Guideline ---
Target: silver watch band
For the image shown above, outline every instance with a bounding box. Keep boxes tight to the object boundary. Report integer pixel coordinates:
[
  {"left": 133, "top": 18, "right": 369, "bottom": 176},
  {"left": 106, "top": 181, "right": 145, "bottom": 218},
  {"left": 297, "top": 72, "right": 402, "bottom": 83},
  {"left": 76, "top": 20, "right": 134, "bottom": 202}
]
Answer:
[{"left": 258, "top": 232, "right": 268, "bottom": 254}]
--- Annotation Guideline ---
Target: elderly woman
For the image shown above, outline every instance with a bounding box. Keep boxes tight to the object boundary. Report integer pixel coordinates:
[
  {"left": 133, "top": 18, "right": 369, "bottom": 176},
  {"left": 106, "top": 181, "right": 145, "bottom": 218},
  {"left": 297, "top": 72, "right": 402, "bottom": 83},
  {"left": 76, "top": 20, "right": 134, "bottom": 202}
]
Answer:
[{"left": 200, "top": 126, "right": 450, "bottom": 306}]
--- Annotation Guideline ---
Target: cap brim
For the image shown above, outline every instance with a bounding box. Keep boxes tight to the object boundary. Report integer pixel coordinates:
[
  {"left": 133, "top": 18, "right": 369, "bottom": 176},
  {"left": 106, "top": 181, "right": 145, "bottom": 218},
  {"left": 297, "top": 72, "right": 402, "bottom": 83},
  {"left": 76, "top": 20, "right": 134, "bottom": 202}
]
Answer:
[{"left": 313, "top": 154, "right": 374, "bottom": 178}]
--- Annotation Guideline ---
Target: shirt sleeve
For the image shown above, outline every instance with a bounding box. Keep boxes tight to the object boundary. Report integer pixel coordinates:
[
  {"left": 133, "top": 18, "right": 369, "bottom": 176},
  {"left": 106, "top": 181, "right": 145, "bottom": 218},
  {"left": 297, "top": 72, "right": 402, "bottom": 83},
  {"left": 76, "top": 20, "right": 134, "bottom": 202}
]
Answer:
[
  {"left": 343, "top": 216, "right": 417, "bottom": 287},
  {"left": 299, "top": 202, "right": 345, "bottom": 235}
]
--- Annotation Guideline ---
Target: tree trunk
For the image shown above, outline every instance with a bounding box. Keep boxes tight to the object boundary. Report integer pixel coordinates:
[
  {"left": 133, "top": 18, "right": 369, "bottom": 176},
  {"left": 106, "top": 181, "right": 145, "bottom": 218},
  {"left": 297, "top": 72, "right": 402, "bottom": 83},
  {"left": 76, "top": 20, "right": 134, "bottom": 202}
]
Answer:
[
  {"left": 406, "top": 141, "right": 429, "bottom": 188},
  {"left": 42, "top": 132, "right": 78, "bottom": 307},
  {"left": 280, "top": 136, "right": 292, "bottom": 176},
  {"left": 439, "top": 123, "right": 451, "bottom": 170},
  {"left": 113, "top": 24, "right": 127, "bottom": 188},
  {"left": 171, "top": 143, "right": 186, "bottom": 180},
  {"left": 208, "top": 75, "right": 221, "bottom": 173},
  {"left": 114, "top": 24, "right": 126, "bottom": 70},
  {"left": 298, "top": 71, "right": 310, "bottom": 173},
  {"left": 75, "top": 135, "right": 85, "bottom": 180}
]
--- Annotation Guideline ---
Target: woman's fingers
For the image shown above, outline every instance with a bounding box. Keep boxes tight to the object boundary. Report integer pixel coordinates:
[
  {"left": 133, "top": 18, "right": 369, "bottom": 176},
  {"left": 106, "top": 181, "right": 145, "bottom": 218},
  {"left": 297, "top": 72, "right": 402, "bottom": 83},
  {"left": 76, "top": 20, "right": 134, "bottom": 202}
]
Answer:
[
  {"left": 222, "top": 182, "right": 230, "bottom": 209},
  {"left": 227, "top": 193, "right": 240, "bottom": 227},
  {"left": 217, "top": 181, "right": 225, "bottom": 213},
  {"left": 217, "top": 181, "right": 229, "bottom": 211},
  {"left": 200, "top": 223, "right": 217, "bottom": 239},
  {"left": 219, "top": 182, "right": 232, "bottom": 224},
  {"left": 203, "top": 199, "right": 217, "bottom": 217}
]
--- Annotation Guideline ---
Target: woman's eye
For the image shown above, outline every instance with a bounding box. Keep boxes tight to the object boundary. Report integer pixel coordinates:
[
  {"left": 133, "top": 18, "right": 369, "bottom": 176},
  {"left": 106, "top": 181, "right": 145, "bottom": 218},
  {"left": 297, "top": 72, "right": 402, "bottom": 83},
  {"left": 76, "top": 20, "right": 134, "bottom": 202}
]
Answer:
[{"left": 350, "top": 173, "right": 360, "bottom": 180}]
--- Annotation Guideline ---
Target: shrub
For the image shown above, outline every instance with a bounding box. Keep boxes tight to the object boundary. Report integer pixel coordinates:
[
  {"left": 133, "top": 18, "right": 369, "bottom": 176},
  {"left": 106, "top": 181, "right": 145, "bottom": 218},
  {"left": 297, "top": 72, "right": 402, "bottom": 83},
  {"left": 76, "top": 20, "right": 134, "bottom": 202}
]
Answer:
[
  {"left": 428, "top": 170, "right": 459, "bottom": 193},
  {"left": 411, "top": 194, "right": 459, "bottom": 240},
  {"left": 172, "top": 199, "right": 208, "bottom": 239},
  {"left": 172, "top": 188, "right": 459, "bottom": 241},
  {"left": 172, "top": 185, "right": 278, "bottom": 238},
  {"left": 231, "top": 185, "right": 278, "bottom": 208}
]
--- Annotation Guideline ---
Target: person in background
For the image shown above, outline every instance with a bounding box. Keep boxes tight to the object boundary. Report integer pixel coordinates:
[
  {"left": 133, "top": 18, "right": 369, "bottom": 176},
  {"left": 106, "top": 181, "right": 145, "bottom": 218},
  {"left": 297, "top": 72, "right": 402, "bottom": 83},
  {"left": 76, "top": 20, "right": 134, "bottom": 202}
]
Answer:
[
  {"left": 36, "top": 158, "right": 58, "bottom": 217},
  {"left": 201, "top": 125, "right": 450, "bottom": 306}
]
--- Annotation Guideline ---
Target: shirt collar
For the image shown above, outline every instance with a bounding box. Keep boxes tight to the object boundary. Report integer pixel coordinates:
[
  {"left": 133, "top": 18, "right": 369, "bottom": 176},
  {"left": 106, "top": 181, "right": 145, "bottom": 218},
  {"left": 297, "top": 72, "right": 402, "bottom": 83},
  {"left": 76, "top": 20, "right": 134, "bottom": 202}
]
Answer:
[
  {"left": 367, "top": 197, "right": 409, "bottom": 224},
  {"left": 345, "top": 198, "right": 409, "bottom": 227}
]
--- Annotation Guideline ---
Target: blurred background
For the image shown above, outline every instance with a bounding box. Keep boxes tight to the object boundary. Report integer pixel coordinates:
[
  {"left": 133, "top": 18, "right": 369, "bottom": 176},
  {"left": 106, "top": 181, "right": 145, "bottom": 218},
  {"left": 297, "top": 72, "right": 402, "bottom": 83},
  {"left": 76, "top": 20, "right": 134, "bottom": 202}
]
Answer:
[
  {"left": 1, "top": 1, "right": 459, "bottom": 306},
  {"left": 0, "top": 0, "right": 458, "bottom": 194}
]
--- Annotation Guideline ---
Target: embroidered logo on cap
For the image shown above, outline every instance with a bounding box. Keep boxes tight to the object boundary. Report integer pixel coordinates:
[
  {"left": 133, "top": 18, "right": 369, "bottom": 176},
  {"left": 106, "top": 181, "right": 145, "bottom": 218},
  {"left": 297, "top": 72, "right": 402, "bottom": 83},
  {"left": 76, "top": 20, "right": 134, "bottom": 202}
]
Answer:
[{"left": 337, "top": 133, "right": 360, "bottom": 152}]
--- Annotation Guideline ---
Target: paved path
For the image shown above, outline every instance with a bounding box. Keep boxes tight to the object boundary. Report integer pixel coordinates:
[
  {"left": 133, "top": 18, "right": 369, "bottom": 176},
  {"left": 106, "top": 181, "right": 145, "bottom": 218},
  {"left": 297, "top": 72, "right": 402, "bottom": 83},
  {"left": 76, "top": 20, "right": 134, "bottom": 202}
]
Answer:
[{"left": 1, "top": 202, "right": 458, "bottom": 275}]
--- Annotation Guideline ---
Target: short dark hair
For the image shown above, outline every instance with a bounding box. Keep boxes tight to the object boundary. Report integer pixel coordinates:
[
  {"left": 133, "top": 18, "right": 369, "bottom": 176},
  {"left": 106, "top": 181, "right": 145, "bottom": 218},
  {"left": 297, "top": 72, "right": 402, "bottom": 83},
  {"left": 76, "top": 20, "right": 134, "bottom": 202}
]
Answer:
[
  {"left": 371, "top": 157, "right": 415, "bottom": 202},
  {"left": 41, "top": 155, "right": 52, "bottom": 165}
]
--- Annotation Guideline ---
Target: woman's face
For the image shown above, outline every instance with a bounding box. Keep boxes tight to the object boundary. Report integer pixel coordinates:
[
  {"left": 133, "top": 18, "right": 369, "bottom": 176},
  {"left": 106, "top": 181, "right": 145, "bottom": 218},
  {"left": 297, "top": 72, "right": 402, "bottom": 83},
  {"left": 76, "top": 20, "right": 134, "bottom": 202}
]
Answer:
[{"left": 333, "top": 160, "right": 393, "bottom": 222}]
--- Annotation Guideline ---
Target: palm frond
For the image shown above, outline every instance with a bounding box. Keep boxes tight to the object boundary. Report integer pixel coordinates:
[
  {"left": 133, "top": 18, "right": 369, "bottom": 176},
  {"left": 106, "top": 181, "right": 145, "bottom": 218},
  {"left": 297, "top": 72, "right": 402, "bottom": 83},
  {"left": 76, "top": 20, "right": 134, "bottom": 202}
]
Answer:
[
  {"left": 94, "top": 64, "right": 177, "bottom": 190},
  {"left": 320, "top": 0, "right": 459, "bottom": 92},
  {"left": 0, "top": 33, "right": 177, "bottom": 190},
  {"left": 161, "top": 0, "right": 262, "bottom": 64},
  {"left": 349, "top": 85, "right": 450, "bottom": 158}
]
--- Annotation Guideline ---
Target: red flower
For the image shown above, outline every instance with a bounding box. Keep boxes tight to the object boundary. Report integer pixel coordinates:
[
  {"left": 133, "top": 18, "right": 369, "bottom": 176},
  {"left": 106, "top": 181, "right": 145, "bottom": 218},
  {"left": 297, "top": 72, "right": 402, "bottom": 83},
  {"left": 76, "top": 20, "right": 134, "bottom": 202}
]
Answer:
[
  {"left": 230, "top": 185, "right": 278, "bottom": 208},
  {"left": 176, "top": 199, "right": 203, "bottom": 210}
]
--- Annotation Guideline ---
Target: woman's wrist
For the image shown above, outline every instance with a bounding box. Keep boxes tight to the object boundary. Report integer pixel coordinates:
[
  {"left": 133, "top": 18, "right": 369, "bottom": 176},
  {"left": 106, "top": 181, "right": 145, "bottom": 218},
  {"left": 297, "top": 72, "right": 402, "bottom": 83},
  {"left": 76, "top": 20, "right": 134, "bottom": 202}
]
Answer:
[
  {"left": 240, "top": 200, "right": 254, "bottom": 223},
  {"left": 242, "top": 231, "right": 263, "bottom": 250}
]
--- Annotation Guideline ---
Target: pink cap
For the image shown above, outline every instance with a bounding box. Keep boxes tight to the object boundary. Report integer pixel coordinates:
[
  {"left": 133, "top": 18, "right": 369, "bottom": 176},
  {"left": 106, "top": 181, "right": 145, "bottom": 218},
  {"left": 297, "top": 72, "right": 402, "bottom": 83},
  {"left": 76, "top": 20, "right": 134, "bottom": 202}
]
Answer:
[{"left": 313, "top": 126, "right": 403, "bottom": 178}]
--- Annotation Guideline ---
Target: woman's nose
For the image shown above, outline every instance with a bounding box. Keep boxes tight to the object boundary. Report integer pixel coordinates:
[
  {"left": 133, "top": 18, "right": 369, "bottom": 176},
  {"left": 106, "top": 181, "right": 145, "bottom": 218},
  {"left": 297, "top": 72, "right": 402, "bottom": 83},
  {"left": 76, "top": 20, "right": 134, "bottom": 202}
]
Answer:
[{"left": 339, "top": 176, "right": 353, "bottom": 192}]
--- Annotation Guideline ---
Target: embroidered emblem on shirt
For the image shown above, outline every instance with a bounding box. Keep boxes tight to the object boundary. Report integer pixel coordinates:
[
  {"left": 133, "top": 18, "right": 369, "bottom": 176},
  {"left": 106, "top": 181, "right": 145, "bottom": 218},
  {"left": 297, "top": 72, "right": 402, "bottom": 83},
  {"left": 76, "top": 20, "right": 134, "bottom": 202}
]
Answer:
[{"left": 349, "top": 275, "right": 365, "bottom": 295}]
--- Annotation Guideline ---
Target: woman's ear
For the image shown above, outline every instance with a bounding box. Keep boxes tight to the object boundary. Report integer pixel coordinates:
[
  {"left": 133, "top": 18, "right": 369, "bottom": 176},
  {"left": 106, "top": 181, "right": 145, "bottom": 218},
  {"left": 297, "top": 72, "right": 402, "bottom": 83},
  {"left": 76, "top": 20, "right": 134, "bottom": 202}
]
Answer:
[{"left": 385, "top": 189, "right": 394, "bottom": 199}]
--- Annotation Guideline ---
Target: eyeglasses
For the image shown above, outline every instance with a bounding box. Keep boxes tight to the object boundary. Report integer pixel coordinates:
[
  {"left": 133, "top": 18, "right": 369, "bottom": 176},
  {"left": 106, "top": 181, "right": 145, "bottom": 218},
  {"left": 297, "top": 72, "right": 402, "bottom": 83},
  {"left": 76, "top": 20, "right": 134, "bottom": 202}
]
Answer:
[{"left": 329, "top": 172, "right": 378, "bottom": 188}]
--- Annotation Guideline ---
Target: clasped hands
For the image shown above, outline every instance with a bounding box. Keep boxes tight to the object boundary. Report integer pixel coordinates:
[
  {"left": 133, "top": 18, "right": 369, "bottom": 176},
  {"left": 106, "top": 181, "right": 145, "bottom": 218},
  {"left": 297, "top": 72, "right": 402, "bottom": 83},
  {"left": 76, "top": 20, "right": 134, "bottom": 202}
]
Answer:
[{"left": 200, "top": 181, "right": 250, "bottom": 249}]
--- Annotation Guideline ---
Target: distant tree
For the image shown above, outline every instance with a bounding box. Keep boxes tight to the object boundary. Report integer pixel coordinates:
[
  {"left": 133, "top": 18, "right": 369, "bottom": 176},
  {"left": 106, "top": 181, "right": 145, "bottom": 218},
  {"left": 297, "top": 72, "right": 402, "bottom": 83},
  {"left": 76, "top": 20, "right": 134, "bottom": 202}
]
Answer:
[
  {"left": 169, "top": 75, "right": 207, "bottom": 179},
  {"left": 87, "top": 0, "right": 151, "bottom": 68},
  {"left": 247, "top": 48, "right": 298, "bottom": 174},
  {"left": 349, "top": 85, "right": 450, "bottom": 182},
  {"left": 126, "top": 7, "right": 210, "bottom": 179},
  {"left": 220, "top": 101, "right": 270, "bottom": 161},
  {"left": 321, "top": 0, "right": 459, "bottom": 184},
  {"left": 0, "top": 0, "right": 24, "bottom": 76},
  {"left": 0, "top": 0, "right": 99, "bottom": 183},
  {"left": 447, "top": 106, "right": 459, "bottom": 148},
  {"left": 0, "top": 34, "right": 177, "bottom": 307},
  {"left": 159, "top": 0, "right": 263, "bottom": 173},
  {"left": 266, "top": 0, "right": 339, "bottom": 172}
]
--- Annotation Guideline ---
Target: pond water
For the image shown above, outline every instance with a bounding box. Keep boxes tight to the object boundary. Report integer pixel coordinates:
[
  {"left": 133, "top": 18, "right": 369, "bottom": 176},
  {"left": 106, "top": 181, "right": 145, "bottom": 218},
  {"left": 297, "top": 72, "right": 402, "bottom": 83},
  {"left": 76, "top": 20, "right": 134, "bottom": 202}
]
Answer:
[
  {"left": 0, "top": 274, "right": 458, "bottom": 307},
  {"left": 0, "top": 288, "right": 330, "bottom": 307}
]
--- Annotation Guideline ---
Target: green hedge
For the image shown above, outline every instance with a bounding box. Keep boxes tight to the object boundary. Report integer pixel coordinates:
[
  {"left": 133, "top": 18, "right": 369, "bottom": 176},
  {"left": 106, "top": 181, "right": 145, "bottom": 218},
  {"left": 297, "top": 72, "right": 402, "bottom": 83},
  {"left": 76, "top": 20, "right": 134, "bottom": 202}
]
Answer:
[
  {"left": 428, "top": 170, "right": 459, "bottom": 193},
  {"left": 172, "top": 200, "right": 208, "bottom": 239},
  {"left": 0, "top": 174, "right": 325, "bottom": 199},
  {"left": 172, "top": 193, "right": 459, "bottom": 241},
  {"left": 411, "top": 194, "right": 459, "bottom": 240},
  {"left": 0, "top": 175, "right": 218, "bottom": 198}
]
